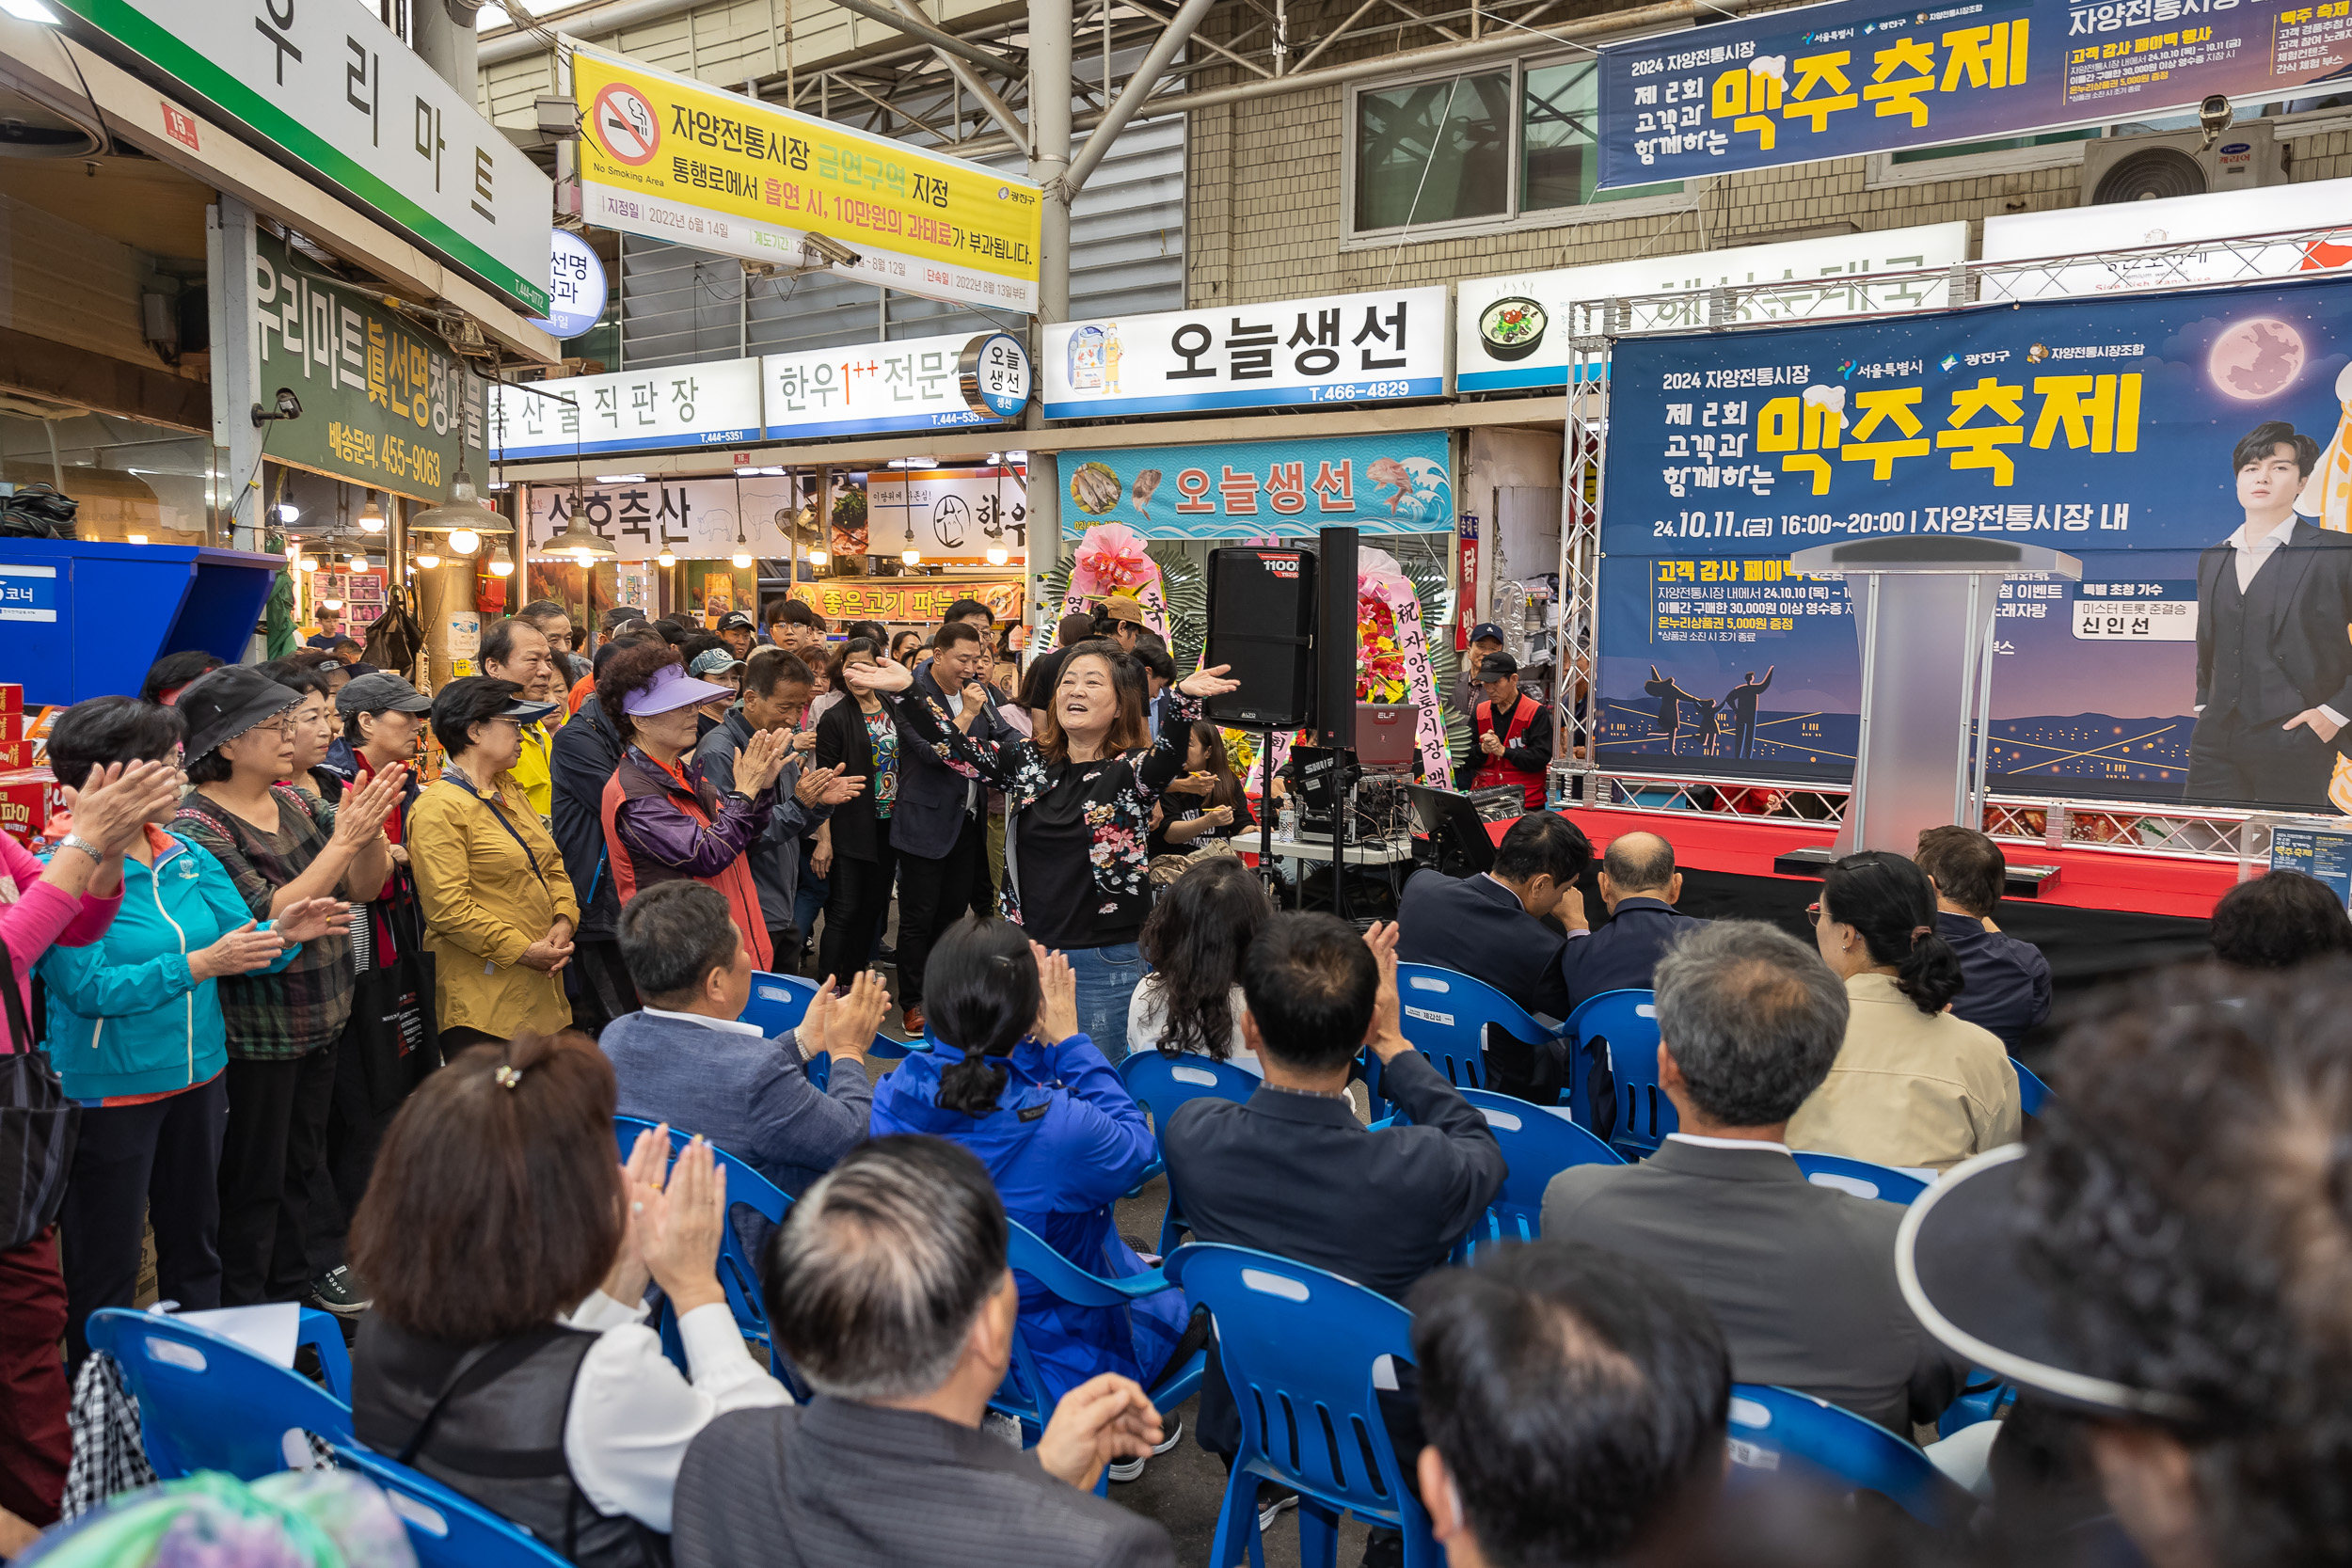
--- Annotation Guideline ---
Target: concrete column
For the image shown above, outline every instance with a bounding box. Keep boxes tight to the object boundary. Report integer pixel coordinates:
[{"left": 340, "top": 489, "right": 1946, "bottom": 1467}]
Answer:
[
  {"left": 1026, "top": 0, "right": 1073, "bottom": 625},
  {"left": 205, "top": 197, "right": 262, "bottom": 552},
  {"left": 414, "top": 0, "right": 481, "bottom": 96}
]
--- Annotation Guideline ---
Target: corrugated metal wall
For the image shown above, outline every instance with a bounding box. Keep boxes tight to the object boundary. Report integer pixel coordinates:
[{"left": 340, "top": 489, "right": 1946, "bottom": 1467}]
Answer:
[{"left": 619, "top": 111, "right": 1184, "bottom": 368}]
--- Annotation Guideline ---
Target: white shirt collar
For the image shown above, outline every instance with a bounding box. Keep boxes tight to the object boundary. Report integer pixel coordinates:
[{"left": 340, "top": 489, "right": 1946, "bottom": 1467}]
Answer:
[
  {"left": 639, "top": 1006, "right": 771, "bottom": 1039},
  {"left": 2227, "top": 513, "right": 2302, "bottom": 552},
  {"left": 1665, "top": 1132, "right": 1793, "bottom": 1155}
]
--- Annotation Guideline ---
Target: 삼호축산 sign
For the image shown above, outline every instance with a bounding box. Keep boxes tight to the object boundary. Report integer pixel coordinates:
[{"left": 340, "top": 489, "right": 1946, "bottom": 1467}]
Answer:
[
  {"left": 1042, "top": 288, "right": 1449, "bottom": 419},
  {"left": 1591, "top": 270, "right": 2352, "bottom": 817},
  {"left": 1061, "top": 432, "right": 1454, "bottom": 540},
  {"left": 520, "top": 475, "right": 799, "bottom": 562},
  {"left": 571, "top": 43, "right": 1041, "bottom": 314},
  {"left": 1594, "top": 0, "right": 2352, "bottom": 188},
  {"left": 253, "top": 231, "right": 484, "bottom": 501}
]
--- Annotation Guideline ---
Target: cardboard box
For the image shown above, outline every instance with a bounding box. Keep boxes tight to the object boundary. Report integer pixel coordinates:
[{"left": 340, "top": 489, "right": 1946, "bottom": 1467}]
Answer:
[
  {"left": 0, "top": 684, "right": 24, "bottom": 718},
  {"left": 0, "top": 767, "right": 59, "bottom": 850},
  {"left": 0, "top": 741, "right": 32, "bottom": 770}
]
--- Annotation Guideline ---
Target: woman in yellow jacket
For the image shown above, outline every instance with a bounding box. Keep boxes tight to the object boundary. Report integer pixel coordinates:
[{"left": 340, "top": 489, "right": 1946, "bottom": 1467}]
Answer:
[{"left": 408, "top": 678, "right": 580, "bottom": 1048}]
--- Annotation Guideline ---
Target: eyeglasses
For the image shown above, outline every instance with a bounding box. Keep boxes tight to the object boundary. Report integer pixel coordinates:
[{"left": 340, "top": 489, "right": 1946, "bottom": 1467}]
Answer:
[{"left": 1804, "top": 902, "right": 1826, "bottom": 926}]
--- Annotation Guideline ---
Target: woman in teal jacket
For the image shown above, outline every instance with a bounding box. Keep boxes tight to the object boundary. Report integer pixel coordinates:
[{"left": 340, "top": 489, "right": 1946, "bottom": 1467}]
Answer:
[{"left": 38, "top": 697, "right": 350, "bottom": 1368}]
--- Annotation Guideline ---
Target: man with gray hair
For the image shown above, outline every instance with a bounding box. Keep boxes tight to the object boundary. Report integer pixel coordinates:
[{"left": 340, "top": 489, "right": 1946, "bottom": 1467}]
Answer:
[
  {"left": 1541, "top": 920, "right": 1965, "bottom": 1433},
  {"left": 670, "top": 1135, "right": 1176, "bottom": 1568}
]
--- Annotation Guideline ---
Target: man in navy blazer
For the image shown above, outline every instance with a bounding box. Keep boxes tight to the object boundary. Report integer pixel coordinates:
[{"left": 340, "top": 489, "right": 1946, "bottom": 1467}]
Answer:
[
  {"left": 1396, "top": 812, "right": 1592, "bottom": 1020},
  {"left": 1915, "top": 825, "right": 2051, "bottom": 1054},
  {"left": 889, "top": 621, "right": 1003, "bottom": 1033},
  {"left": 1559, "top": 832, "right": 1707, "bottom": 1011}
]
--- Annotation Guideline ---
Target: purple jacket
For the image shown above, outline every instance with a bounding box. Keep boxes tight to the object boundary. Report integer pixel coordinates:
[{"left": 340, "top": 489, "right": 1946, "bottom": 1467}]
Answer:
[{"left": 601, "top": 745, "right": 778, "bottom": 967}]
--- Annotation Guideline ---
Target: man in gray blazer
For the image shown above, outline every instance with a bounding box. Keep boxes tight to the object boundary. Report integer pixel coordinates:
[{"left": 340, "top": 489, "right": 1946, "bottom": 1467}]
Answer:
[
  {"left": 672, "top": 1136, "right": 1176, "bottom": 1568},
  {"left": 1542, "top": 920, "right": 1966, "bottom": 1433}
]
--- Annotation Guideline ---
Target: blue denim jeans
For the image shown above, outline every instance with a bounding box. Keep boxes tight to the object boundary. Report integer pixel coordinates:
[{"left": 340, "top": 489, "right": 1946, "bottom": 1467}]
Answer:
[
  {"left": 792, "top": 839, "right": 829, "bottom": 949},
  {"left": 1066, "top": 942, "right": 1148, "bottom": 1063}
]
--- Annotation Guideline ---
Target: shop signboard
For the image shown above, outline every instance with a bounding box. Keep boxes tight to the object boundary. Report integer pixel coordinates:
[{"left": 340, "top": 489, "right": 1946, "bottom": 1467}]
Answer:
[
  {"left": 1456, "top": 223, "right": 1969, "bottom": 393},
  {"left": 1042, "top": 288, "right": 1449, "bottom": 419},
  {"left": 1980, "top": 178, "right": 2352, "bottom": 297},
  {"left": 56, "top": 0, "right": 549, "bottom": 314},
  {"left": 570, "top": 42, "right": 1041, "bottom": 314},
  {"left": 787, "top": 578, "right": 1024, "bottom": 623},
  {"left": 1062, "top": 432, "right": 1454, "bottom": 539},
  {"left": 490, "top": 359, "right": 763, "bottom": 461},
  {"left": 763, "top": 331, "right": 1028, "bottom": 439},
  {"left": 868, "top": 467, "right": 1027, "bottom": 562},
  {"left": 254, "top": 231, "right": 483, "bottom": 501},
  {"left": 519, "top": 474, "right": 797, "bottom": 562},
  {"left": 1592, "top": 270, "right": 2352, "bottom": 815},
  {"left": 1597, "top": 0, "right": 2352, "bottom": 189},
  {"left": 531, "top": 230, "right": 610, "bottom": 339}
]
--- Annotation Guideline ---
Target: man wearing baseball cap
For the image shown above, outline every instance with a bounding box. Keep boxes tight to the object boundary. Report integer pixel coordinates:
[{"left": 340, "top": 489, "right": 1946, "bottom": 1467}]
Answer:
[
  {"left": 1470, "top": 651, "right": 1552, "bottom": 812},
  {"left": 1899, "top": 962, "right": 2352, "bottom": 1560},
  {"left": 1091, "top": 594, "right": 1145, "bottom": 654},
  {"left": 1452, "top": 623, "right": 1508, "bottom": 785},
  {"left": 716, "top": 610, "right": 758, "bottom": 662}
]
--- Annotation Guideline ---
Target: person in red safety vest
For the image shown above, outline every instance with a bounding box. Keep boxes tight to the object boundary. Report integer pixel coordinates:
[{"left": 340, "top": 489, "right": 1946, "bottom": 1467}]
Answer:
[{"left": 1471, "top": 651, "right": 1553, "bottom": 811}]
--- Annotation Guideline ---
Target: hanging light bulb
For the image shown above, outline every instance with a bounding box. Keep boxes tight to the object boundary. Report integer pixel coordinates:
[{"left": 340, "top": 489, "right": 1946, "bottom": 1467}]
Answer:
[
  {"left": 357, "top": 494, "right": 385, "bottom": 533},
  {"left": 901, "top": 547, "right": 920, "bottom": 566},
  {"left": 448, "top": 527, "right": 481, "bottom": 556},
  {"left": 127, "top": 532, "right": 149, "bottom": 546},
  {"left": 416, "top": 549, "right": 441, "bottom": 569},
  {"left": 656, "top": 550, "right": 676, "bottom": 568},
  {"left": 489, "top": 542, "right": 514, "bottom": 578},
  {"left": 320, "top": 596, "right": 345, "bottom": 612},
  {"left": 808, "top": 547, "right": 829, "bottom": 566},
  {"left": 986, "top": 546, "right": 1009, "bottom": 566},
  {"left": 731, "top": 549, "right": 754, "bottom": 569},
  {"left": 276, "top": 501, "right": 299, "bottom": 524},
  {"left": 298, "top": 553, "right": 320, "bottom": 573}
]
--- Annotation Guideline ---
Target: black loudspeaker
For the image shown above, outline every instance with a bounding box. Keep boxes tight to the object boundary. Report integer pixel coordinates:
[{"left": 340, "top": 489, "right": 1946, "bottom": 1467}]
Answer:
[
  {"left": 1205, "top": 546, "right": 1317, "bottom": 730},
  {"left": 1316, "top": 526, "right": 1359, "bottom": 750}
]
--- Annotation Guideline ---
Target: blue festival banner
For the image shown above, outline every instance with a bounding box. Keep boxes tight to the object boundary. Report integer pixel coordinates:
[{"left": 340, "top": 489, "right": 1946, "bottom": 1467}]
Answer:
[
  {"left": 1060, "top": 432, "right": 1453, "bottom": 539},
  {"left": 1597, "top": 0, "right": 2352, "bottom": 189},
  {"left": 1597, "top": 272, "right": 2352, "bottom": 812}
]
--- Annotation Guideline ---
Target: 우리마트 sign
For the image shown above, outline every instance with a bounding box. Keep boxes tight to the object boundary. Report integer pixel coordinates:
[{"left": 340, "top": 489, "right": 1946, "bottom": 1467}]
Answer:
[{"left": 1595, "top": 0, "right": 2352, "bottom": 189}]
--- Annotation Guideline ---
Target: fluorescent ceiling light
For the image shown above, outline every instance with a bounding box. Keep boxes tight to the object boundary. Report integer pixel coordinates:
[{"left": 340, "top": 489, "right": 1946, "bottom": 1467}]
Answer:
[
  {"left": 0, "top": 1, "right": 63, "bottom": 24},
  {"left": 596, "top": 472, "right": 647, "bottom": 483}
]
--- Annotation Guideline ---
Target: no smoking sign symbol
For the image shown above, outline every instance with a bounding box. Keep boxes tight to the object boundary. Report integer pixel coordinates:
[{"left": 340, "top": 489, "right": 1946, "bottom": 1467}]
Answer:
[{"left": 594, "top": 83, "right": 660, "bottom": 166}]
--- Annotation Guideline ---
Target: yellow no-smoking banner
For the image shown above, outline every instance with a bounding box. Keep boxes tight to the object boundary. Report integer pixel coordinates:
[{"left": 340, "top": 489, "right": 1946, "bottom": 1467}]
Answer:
[{"left": 570, "top": 41, "right": 1043, "bottom": 314}]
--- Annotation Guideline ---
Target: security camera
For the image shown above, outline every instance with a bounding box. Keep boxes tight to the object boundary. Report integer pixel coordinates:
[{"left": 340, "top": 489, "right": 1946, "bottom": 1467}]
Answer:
[
  {"left": 250, "top": 387, "right": 302, "bottom": 427},
  {"left": 803, "top": 233, "right": 863, "bottom": 269},
  {"left": 2200, "top": 94, "right": 2233, "bottom": 148}
]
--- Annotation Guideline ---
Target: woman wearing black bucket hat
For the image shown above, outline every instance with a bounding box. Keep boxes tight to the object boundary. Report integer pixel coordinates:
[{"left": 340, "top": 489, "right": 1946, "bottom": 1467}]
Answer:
[{"left": 170, "top": 665, "right": 411, "bottom": 1310}]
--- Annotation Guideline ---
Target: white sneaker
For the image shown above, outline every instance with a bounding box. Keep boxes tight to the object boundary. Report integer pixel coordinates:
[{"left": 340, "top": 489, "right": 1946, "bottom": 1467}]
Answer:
[
  {"left": 1106, "top": 1418, "right": 1184, "bottom": 1482},
  {"left": 1258, "top": 1489, "right": 1300, "bottom": 1531}
]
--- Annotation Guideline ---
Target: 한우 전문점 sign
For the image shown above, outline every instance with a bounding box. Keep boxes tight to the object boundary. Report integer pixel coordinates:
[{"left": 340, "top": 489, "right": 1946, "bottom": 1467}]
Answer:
[
  {"left": 1457, "top": 223, "right": 1968, "bottom": 394},
  {"left": 1591, "top": 271, "right": 2352, "bottom": 816},
  {"left": 571, "top": 43, "right": 1041, "bottom": 314},
  {"left": 764, "top": 331, "right": 1028, "bottom": 439},
  {"left": 1594, "top": 0, "right": 2352, "bottom": 189},
  {"left": 1042, "top": 288, "right": 1449, "bottom": 419}
]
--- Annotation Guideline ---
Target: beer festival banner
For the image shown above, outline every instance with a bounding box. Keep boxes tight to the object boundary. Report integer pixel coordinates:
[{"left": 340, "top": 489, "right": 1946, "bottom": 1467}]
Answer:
[
  {"left": 1596, "top": 272, "right": 2352, "bottom": 813},
  {"left": 1596, "top": 0, "right": 2352, "bottom": 188}
]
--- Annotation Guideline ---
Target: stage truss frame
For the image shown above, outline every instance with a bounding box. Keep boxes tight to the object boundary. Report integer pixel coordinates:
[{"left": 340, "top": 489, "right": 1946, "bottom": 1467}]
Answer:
[{"left": 1550, "top": 220, "right": 2352, "bottom": 869}]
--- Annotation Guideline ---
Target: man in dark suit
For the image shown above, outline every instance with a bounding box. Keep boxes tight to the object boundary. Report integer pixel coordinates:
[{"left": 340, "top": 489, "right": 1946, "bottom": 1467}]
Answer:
[
  {"left": 2190, "top": 420, "right": 2352, "bottom": 809},
  {"left": 890, "top": 620, "right": 1002, "bottom": 1035},
  {"left": 673, "top": 1136, "right": 1174, "bottom": 1568},
  {"left": 1397, "top": 812, "right": 1591, "bottom": 1020},
  {"left": 1915, "top": 825, "right": 2050, "bottom": 1054},
  {"left": 1163, "top": 913, "right": 1505, "bottom": 1542},
  {"left": 1543, "top": 921, "right": 1964, "bottom": 1433},
  {"left": 1559, "top": 831, "right": 1706, "bottom": 1012},
  {"left": 1724, "top": 665, "right": 1773, "bottom": 760}
]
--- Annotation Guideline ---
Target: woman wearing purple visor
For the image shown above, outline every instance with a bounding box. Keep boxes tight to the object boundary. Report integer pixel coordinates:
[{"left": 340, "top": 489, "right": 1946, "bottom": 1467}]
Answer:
[{"left": 596, "top": 645, "right": 792, "bottom": 971}]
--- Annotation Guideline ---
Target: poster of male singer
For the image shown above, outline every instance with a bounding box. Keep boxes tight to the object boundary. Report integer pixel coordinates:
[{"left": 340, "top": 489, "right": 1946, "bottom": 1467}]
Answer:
[{"left": 1596, "top": 272, "right": 2352, "bottom": 814}]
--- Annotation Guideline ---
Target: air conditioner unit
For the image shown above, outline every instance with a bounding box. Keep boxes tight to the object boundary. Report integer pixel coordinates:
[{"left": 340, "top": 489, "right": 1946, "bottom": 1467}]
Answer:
[{"left": 2079, "top": 122, "right": 2286, "bottom": 205}]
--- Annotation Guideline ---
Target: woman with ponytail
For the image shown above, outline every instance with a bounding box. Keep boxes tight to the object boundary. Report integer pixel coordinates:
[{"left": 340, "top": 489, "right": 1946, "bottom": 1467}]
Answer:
[
  {"left": 866, "top": 916, "right": 1187, "bottom": 1473},
  {"left": 1785, "top": 850, "right": 2022, "bottom": 1173}
]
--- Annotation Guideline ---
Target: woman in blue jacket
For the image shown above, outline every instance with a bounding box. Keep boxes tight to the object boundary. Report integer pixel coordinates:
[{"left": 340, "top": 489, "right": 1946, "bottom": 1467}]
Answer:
[
  {"left": 39, "top": 697, "right": 350, "bottom": 1368},
  {"left": 866, "top": 915, "right": 1185, "bottom": 1470}
]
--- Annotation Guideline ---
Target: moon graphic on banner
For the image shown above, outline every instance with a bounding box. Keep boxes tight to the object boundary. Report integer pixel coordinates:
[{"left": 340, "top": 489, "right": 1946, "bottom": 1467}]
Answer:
[
  {"left": 932, "top": 495, "right": 972, "bottom": 548},
  {"left": 2208, "top": 317, "right": 2306, "bottom": 401}
]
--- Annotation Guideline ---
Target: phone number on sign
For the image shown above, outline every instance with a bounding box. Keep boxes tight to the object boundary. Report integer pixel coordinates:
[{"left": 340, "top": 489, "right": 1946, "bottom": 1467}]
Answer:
[{"left": 1307, "top": 381, "right": 1416, "bottom": 402}]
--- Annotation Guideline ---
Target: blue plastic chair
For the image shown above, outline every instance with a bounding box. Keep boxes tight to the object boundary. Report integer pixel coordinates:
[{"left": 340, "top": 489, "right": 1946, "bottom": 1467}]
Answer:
[
  {"left": 1164, "top": 1243, "right": 1438, "bottom": 1568},
  {"left": 1388, "top": 1086, "right": 1623, "bottom": 1258},
  {"left": 85, "top": 1307, "right": 354, "bottom": 1481},
  {"left": 739, "top": 970, "right": 916, "bottom": 1069},
  {"left": 1120, "top": 1050, "right": 1263, "bottom": 1253},
  {"left": 296, "top": 1307, "right": 354, "bottom": 1403},
  {"left": 2014, "top": 1060, "right": 2052, "bottom": 1117},
  {"left": 1394, "top": 963, "right": 1568, "bottom": 1098},
  {"left": 1567, "top": 988, "right": 1675, "bottom": 1156},
  {"left": 990, "top": 1218, "right": 1205, "bottom": 1475},
  {"left": 1726, "top": 1384, "right": 1974, "bottom": 1528},
  {"left": 613, "top": 1116, "right": 794, "bottom": 1382},
  {"left": 1791, "top": 1151, "right": 1929, "bottom": 1206},
  {"left": 330, "top": 1443, "right": 570, "bottom": 1567}
]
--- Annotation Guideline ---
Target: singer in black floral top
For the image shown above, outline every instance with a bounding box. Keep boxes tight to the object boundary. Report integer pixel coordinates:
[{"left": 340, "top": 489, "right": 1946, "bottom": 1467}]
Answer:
[{"left": 849, "top": 639, "right": 1237, "bottom": 1061}]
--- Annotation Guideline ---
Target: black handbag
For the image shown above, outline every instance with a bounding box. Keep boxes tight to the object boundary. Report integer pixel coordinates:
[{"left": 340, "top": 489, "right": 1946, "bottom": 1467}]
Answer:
[
  {"left": 345, "top": 870, "right": 441, "bottom": 1114},
  {"left": 0, "top": 927, "right": 78, "bottom": 1250}
]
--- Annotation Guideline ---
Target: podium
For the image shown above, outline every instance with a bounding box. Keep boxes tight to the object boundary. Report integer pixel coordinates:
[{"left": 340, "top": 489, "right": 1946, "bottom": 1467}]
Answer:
[{"left": 1789, "top": 537, "right": 2082, "bottom": 857}]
